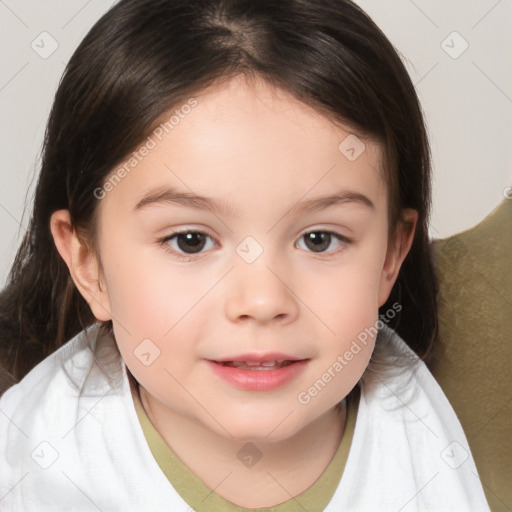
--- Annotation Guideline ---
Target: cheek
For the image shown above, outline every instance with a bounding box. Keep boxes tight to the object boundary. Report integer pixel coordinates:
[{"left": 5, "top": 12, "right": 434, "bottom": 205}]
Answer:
[
  {"left": 98, "top": 243, "right": 207, "bottom": 385},
  {"left": 102, "top": 240, "right": 208, "bottom": 334},
  {"left": 299, "top": 253, "right": 384, "bottom": 337},
  {"left": 295, "top": 246, "right": 384, "bottom": 397}
]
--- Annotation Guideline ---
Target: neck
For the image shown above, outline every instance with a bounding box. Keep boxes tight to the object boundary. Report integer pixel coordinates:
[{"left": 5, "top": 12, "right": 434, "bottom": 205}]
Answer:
[{"left": 131, "top": 377, "right": 346, "bottom": 508}]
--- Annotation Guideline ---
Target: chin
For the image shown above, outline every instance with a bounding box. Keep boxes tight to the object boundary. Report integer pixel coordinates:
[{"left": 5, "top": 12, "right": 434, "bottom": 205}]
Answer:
[
  {"left": 211, "top": 409, "right": 306, "bottom": 444},
  {"left": 227, "top": 427, "right": 294, "bottom": 444}
]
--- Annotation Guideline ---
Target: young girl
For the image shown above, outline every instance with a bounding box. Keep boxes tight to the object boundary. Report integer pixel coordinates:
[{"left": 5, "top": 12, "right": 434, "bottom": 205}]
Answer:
[{"left": 0, "top": 0, "right": 490, "bottom": 510}]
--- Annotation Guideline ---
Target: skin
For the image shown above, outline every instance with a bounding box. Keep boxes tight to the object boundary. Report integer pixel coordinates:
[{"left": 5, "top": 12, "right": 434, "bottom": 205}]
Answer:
[{"left": 51, "top": 74, "right": 417, "bottom": 508}]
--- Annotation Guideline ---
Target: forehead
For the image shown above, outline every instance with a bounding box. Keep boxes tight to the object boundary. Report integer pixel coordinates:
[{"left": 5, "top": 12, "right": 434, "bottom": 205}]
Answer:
[
  {"left": 98, "top": 75, "right": 387, "bottom": 221},
  {"left": 171, "top": 74, "right": 379, "bottom": 158}
]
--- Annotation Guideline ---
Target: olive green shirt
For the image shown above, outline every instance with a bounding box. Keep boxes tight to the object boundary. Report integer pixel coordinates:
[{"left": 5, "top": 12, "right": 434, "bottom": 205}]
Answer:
[{"left": 132, "top": 383, "right": 358, "bottom": 511}]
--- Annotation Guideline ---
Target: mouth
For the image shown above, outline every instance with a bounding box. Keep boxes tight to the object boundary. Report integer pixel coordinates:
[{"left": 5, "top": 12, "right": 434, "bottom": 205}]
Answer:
[
  {"left": 206, "top": 358, "right": 310, "bottom": 391},
  {"left": 212, "top": 360, "right": 304, "bottom": 370}
]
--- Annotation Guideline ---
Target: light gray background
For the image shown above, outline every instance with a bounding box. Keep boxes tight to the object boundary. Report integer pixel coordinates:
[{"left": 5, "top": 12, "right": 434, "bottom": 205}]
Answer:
[{"left": 1, "top": 0, "right": 511, "bottom": 287}]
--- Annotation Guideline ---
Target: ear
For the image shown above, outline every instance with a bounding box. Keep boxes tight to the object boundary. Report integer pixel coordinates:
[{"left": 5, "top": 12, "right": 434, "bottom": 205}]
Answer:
[
  {"left": 378, "top": 209, "right": 418, "bottom": 307},
  {"left": 50, "top": 209, "right": 112, "bottom": 322}
]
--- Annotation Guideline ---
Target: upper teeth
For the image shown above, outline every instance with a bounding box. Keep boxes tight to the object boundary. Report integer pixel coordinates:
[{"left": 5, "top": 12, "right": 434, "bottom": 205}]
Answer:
[
  {"left": 233, "top": 361, "right": 281, "bottom": 367},
  {"left": 226, "top": 360, "right": 294, "bottom": 369}
]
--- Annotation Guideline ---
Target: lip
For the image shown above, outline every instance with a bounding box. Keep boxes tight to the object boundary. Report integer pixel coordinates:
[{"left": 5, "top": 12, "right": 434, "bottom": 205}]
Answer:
[
  {"left": 205, "top": 358, "right": 309, "bottom": 391},
  {"left": 212, "top": 352, "right": 304, "bottom": 363}
]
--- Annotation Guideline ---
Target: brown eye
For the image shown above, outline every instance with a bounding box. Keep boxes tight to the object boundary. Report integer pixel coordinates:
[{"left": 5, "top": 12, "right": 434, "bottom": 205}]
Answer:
[
  {"left": 303, "top": 232, "right": 330, "bottom": 252},
  {"left": 176, "top": 232, "right": 206, "bottom": 253},
  {"left": 297, "top": 231, "right": 349, "bottom": 254},
  {"left": 163, "top": 231, "right": 215, "bottom": 255}
]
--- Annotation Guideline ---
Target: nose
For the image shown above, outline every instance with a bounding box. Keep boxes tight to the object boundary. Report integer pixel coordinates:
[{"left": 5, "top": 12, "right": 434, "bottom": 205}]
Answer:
[{"left": 224, "top": 255, "right": 299, "bottom": 325}]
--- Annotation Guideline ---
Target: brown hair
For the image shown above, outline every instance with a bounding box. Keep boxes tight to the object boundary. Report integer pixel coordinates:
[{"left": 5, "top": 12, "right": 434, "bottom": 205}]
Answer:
[{"left": 0, "top": 0, "right": 437, "bottom": 384}]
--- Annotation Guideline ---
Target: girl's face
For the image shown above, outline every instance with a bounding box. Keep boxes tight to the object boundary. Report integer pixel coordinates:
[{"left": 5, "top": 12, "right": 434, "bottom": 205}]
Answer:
[{"left": 85, "top": 75, "right": 414, "bottom": 441}]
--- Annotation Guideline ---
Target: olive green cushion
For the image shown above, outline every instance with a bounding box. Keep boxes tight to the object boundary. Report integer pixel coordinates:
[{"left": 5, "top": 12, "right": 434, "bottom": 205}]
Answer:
[{"left": 430, "top": 198, "right": 512, "bottom": 512}]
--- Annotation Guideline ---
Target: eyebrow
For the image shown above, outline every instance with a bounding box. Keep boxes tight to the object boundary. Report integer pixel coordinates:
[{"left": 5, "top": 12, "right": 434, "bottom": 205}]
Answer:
[{"left": 134, "top": 186, "right": 375, "bottom": 216}]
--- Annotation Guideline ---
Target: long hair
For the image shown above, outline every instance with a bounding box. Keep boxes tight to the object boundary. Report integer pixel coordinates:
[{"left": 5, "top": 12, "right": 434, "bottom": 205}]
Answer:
[{"left": 0, "top": 0, "right": 437, "bottom": 383}]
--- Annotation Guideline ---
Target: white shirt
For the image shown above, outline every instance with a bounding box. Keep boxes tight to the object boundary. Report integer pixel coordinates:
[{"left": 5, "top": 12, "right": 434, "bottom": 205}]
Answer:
[{"left": 0, "top": 324, "right": 490, "bottom": 511}]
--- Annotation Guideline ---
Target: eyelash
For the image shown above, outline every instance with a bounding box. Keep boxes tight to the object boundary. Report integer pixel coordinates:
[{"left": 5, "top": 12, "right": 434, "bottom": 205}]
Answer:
[{"left": 157, "top": 229, "right": 352, "bottom": 259}]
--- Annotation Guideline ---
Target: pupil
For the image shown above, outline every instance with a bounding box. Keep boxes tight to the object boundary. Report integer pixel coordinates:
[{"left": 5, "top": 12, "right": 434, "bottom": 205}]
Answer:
[
  {"left": 178, "top": 233, "right": 205, "bottom": 253},
  {"left": 306, "top": 232, "right": 329, "bottom": 252}
]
